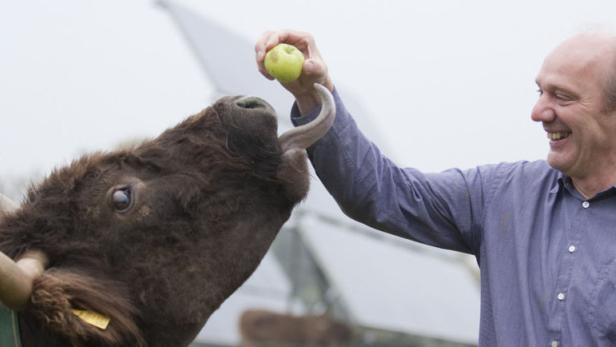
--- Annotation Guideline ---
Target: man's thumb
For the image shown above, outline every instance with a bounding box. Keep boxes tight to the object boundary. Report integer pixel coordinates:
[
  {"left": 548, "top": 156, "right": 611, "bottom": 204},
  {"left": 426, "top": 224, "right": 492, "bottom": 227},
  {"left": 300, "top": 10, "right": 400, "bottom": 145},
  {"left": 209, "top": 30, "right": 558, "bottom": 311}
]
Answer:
[{"left": 302, "top": 59, "right": 325, "bottom": 78}]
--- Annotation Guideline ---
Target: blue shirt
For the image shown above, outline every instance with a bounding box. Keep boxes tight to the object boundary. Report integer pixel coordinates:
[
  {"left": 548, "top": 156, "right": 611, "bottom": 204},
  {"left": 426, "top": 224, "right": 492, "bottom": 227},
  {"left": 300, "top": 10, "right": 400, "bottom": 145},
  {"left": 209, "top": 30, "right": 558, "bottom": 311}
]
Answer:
[{"left": 291, "top": 88, "right": 616, "bottom": 346}]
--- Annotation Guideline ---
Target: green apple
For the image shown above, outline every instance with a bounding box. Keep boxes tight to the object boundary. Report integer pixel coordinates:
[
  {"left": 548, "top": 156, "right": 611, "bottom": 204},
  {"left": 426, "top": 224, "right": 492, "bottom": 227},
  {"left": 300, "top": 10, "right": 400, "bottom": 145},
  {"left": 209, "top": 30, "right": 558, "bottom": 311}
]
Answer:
[{"left": 264, "top": 43, "right": 305, "bottom": 83}]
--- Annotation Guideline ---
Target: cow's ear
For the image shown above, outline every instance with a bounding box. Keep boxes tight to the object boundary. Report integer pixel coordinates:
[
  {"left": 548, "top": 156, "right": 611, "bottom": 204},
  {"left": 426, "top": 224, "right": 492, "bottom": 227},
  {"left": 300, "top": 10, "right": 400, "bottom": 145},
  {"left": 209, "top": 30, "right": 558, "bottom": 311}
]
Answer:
[
  {"left": 26, "top": 269, "right": 145, "bottom": 347},
  {"left": 276, "top": 149, "right": 310, "bottom": 203}
]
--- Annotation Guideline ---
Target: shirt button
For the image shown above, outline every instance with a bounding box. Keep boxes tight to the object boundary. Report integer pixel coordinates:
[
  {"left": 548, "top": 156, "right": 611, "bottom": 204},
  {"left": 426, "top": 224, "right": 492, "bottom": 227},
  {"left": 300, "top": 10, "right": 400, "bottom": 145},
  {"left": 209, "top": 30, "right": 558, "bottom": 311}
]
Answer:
[
  {"left": 551, "top": 340, "right": 559, "bottom": 347},
  {"left": 582, "top": 201, "right": 590, "bottom": 208},
  {"left": 557, "top": 292, "right": 566, "bottom": 301},
  {"left": 568, "top": 245, "right": 576, "bottom": 253}
]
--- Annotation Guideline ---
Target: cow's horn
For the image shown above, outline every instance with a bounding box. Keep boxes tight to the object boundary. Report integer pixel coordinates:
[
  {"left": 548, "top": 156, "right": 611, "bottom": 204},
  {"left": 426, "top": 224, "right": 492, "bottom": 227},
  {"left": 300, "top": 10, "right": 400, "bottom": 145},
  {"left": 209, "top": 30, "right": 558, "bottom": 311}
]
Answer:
[
  {"left": 0, "top": 250, "right": 48, "bottom": 310},
  {"left": 278, "top": 83, "right": 336, "bottom": 152}
]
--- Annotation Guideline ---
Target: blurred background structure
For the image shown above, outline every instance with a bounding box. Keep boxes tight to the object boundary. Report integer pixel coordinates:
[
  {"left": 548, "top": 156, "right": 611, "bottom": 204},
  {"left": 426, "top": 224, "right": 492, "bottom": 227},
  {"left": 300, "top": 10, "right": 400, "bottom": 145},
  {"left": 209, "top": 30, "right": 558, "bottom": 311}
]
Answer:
[{"left": 1, "top": 1, "right": 614, "bottom": 346}]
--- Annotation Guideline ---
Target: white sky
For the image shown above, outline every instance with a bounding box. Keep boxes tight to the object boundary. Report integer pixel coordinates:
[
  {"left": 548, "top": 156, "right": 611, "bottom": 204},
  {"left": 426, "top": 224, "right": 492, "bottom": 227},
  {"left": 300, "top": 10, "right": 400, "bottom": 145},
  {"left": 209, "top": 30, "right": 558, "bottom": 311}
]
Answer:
[{"left": 1, "top": 0, "right": 615, "bottom": 184}]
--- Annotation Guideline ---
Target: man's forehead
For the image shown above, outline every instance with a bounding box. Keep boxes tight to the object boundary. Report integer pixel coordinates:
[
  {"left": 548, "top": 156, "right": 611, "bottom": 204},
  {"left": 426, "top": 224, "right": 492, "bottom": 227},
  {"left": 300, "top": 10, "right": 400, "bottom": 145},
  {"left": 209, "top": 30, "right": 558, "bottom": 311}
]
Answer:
[
  {"left": 537, "top": 34, "right": 615, "bottom": 87},
  {"left": 545, "top": 33, "right": 615, "bottom": 71},
  {"left": 535, "top": 56, "right": 591, "bottom": 91}
]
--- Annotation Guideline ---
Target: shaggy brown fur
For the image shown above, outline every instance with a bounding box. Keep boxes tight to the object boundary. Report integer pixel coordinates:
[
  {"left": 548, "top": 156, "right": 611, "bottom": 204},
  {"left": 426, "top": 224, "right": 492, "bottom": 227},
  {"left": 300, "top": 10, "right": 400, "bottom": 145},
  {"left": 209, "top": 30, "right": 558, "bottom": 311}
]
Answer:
[
  {"left": 28, "top": 269, "right": 144, "bottom": 346},
  {"left": 0, "top": 95, "right": 311, "bottom": 347}
]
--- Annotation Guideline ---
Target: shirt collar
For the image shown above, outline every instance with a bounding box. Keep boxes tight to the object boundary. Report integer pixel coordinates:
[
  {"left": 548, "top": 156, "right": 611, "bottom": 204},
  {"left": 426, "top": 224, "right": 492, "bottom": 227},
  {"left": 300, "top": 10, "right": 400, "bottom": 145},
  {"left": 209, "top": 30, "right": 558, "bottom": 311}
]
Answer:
[
  {"left": 551, "top": 171, "right": 616, "bottom": 199},
  {"left": 549, "top": 171, "right": 567, "bottom": 194}
]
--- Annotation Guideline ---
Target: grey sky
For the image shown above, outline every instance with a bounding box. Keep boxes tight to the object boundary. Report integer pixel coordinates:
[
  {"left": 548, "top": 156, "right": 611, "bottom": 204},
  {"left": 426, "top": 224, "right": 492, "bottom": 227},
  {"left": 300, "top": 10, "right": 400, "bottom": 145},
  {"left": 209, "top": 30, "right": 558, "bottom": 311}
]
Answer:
[{"left": 1, "top": 0, "right": 615, "bottom": 184}]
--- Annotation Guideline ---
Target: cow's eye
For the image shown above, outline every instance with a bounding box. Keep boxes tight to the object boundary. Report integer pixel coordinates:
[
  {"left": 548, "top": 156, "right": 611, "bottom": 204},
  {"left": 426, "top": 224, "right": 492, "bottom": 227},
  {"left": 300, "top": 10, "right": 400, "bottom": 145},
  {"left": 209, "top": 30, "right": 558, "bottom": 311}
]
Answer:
[{"left": 111, "top": 187, "right": 132, "bottom": 212}]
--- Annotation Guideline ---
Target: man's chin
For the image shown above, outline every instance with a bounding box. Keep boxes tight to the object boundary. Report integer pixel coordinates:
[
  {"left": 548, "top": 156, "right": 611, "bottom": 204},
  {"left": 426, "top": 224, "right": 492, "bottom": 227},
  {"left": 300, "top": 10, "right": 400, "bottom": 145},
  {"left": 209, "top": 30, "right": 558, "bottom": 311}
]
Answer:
[{"left": 546, "top": 153, "right": 571, "bottom": 174}]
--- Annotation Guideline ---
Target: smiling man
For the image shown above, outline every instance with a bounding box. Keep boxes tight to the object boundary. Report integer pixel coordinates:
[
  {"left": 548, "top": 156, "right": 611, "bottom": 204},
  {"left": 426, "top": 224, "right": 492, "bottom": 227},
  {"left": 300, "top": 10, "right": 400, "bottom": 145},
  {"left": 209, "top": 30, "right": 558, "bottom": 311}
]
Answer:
[
  {"left": 533, "top": 33, "right": 616, "bottom": 198},
  {"left": 255, "top": 31, "right": 616, "bottom": 346}
]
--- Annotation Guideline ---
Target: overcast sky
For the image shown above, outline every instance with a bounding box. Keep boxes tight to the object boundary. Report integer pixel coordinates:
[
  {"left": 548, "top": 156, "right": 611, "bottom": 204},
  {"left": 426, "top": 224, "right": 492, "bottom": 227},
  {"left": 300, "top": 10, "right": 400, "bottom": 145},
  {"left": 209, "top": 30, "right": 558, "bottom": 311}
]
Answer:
[{"left": 1, "top": 0, "right": 615, "bottom": 188}]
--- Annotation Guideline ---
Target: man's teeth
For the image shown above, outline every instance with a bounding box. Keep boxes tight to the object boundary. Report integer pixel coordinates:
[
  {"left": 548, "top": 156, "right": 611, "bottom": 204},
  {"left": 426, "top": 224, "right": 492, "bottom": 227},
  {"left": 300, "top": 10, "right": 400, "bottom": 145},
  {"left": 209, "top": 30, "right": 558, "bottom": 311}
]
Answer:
[{"left": 547, "top": 132, "right": 570, "bottom": 140}]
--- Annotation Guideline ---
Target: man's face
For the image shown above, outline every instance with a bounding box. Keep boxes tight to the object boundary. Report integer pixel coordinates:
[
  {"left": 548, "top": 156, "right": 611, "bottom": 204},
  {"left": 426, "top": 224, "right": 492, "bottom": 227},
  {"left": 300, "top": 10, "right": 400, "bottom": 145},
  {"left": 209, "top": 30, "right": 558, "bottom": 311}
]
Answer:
[{"left": 531, "top": 34, "right": 616, "bottom": 179}]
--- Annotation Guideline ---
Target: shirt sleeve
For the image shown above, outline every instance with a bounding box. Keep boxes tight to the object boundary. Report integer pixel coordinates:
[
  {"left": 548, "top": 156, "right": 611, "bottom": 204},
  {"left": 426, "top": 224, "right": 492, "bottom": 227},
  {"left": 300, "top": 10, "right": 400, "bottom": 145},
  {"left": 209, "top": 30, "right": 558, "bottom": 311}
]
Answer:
[{"left": 291, "top": 88, "right": 498, "bottom": 255}]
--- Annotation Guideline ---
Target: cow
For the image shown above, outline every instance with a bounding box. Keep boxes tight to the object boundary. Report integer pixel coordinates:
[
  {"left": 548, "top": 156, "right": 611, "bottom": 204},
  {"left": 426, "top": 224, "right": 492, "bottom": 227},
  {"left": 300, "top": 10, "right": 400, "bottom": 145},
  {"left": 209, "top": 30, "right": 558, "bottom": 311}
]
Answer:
[
  {"left": 0, "top": 83, "right": 335, "bottom": 347},
  {"left": 239, "top": 309, "right": 353, "bottom": 347}
]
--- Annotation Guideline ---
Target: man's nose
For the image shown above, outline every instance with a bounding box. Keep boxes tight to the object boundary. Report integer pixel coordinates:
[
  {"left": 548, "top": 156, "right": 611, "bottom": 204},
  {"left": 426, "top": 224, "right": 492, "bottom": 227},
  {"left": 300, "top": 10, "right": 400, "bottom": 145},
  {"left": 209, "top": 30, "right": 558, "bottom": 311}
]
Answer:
[{"left": 530, "top": 97, "right": 555, "bottom": 123}]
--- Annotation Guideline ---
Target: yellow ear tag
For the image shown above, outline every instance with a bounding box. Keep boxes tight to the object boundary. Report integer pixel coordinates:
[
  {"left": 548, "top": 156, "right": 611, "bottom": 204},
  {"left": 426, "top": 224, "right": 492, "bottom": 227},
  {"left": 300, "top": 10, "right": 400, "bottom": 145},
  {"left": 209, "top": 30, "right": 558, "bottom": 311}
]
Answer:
[{"left": 72, "top": 309, "right": 111, "bottom": 330}]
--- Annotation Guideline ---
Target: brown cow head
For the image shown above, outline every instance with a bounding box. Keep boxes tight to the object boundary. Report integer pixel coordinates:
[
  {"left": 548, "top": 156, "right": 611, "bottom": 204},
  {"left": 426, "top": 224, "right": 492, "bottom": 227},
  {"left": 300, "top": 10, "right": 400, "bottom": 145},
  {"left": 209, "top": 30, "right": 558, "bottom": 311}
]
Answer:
[{"left": 0, "top": 84, "right": 335, "bottom": 347}]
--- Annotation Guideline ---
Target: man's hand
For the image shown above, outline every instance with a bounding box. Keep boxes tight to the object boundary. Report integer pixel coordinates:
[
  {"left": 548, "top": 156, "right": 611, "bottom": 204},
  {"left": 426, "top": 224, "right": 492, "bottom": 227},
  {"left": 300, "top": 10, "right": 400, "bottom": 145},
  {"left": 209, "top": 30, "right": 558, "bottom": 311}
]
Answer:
[{"left": 256, "top": 30, "right": 334, "bottom": 115}]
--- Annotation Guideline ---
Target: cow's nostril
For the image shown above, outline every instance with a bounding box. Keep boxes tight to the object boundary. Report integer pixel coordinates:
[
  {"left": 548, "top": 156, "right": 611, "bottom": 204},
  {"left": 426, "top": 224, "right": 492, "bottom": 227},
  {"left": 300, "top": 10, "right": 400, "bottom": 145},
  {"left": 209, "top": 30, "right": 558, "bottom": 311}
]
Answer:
[{"left": 235, "top": 97, "right": 266, "bottom": 110}]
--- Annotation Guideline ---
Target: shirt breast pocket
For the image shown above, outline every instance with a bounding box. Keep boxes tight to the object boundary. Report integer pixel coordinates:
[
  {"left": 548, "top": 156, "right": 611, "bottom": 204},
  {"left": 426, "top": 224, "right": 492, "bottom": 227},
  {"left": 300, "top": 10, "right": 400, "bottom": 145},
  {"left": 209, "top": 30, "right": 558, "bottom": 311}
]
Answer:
[{"left": 588, "top": 257, "right": 616, "bottom": 342}]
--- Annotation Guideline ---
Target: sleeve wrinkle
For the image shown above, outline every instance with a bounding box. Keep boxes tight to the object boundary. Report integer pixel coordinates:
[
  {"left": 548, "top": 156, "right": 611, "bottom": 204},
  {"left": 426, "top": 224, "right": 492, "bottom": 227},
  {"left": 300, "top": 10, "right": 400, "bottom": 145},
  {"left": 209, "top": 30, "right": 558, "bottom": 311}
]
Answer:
[{"left": 402, "top": 169, "right": 473, "bottom": 251}]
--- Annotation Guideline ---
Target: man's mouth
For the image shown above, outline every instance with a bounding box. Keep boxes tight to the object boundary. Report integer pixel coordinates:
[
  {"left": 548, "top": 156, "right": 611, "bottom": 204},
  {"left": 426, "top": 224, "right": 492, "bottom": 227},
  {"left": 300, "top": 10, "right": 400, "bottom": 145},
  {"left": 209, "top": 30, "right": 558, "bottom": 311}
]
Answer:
[{"left": 547, "top": 131, "right": 571, "bottom": 141}]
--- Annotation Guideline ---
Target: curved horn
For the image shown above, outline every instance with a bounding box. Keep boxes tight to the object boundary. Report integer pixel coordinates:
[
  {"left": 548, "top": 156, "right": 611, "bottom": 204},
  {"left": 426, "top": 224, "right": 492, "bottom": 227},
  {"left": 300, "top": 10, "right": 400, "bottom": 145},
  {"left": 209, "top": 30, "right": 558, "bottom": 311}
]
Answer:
[
  {"left": 0, "top": 250, "right": 48, "bottom": 310},
  {"left": 278, "top": 83, "right": 336, "bottom": 152},
  {"left": 0, "top": 194, "right": 48, "bottom": 310}
]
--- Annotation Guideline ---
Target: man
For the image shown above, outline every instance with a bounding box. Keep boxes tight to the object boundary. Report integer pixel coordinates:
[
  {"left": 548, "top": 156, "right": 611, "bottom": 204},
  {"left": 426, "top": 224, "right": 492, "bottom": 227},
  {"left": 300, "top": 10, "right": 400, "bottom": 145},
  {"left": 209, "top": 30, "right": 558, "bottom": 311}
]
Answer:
[{"left": 255, "top": 31, "right": 616, "bottom": 346}]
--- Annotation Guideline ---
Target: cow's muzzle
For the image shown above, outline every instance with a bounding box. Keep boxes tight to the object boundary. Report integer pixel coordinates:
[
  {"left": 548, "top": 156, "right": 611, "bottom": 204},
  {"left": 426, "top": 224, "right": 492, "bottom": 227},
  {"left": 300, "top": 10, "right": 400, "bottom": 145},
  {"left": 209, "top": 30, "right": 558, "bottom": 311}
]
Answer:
[{"left": 234, "top": 96, "right": 276, "bottom": 114}]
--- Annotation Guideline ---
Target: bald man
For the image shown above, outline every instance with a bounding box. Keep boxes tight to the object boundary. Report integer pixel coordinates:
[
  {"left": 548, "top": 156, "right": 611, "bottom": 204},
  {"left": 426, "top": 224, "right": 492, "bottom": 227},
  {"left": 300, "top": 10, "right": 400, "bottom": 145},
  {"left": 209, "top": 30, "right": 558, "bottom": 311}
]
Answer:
[{"left": 256, "top": 31, "right": 616, "bottom": 346}]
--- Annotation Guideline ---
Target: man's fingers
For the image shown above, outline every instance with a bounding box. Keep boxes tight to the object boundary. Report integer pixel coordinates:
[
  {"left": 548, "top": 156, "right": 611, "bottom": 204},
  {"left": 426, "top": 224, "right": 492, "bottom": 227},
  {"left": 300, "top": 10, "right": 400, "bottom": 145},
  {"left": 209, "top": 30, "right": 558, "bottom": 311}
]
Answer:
[
  {"left": 275, "top": 30, "right": 314, "bottom": 55},
  {"left": 256, "top": 61, "right": 274, "bottom": 80},
  {"left": 256, "top": 30, "right": 315, "bottom": 61},
  {"left": 255, "top": 31, "right": 277, "bottom": 79},
  {"left": 255, "top": 30, "right": 329, "bottom": 86},
  {"left": 255, "top": 31, "right": 282, "bottom": 62}
]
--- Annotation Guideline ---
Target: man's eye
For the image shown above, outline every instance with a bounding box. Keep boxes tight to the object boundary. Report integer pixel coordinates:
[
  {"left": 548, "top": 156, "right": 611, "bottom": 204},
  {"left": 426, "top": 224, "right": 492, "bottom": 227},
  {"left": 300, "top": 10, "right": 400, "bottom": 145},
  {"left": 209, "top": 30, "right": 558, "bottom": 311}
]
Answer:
[
  {"left": 555, "top": 92, "right": 570, "bottom": 100},
  {"left": 112, "top": 187, "right": 132, "bottom": 212},
  {"left": 536, "top": 89, "right": 543, "bottom": 96}
]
